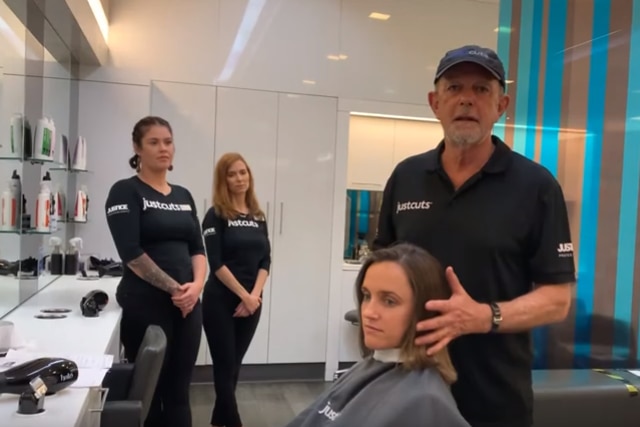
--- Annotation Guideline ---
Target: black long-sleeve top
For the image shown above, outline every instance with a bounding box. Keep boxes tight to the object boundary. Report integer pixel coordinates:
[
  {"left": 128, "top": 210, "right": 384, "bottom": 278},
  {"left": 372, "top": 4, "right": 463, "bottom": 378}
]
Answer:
[
  {"left": 201, "top": 207, "right": 271, "bottom": 295},
  {"left": 104, "top": 176, "right": 205, "bottom": 301}
]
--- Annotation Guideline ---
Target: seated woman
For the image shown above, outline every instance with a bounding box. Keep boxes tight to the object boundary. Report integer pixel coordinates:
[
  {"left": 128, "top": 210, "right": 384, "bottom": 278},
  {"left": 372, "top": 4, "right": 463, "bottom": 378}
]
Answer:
[{"left": 285, "top": 242, "right": 470, "bottom": 427}]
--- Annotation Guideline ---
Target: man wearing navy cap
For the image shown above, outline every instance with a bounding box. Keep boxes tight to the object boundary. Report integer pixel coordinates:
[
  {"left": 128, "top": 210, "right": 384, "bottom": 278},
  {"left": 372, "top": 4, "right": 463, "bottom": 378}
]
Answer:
[{"left": 373, "top": 45, "right": 575, "bottom": 427}]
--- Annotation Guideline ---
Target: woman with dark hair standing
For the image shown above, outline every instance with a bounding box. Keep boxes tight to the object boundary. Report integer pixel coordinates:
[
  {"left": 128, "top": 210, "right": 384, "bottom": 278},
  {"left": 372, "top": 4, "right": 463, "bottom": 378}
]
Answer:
[
  {"left": 104, "top": 116, "right": 206, "bottom": 427},
  {"left": 201, "top": 152, "right": 271, "bottom": 427}
]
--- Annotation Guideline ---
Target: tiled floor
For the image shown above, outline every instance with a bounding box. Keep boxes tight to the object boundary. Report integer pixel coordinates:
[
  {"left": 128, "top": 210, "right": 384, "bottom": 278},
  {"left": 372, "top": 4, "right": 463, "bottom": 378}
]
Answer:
[{"left": 190, "top": 381, "right": 330, "bottom": 427}]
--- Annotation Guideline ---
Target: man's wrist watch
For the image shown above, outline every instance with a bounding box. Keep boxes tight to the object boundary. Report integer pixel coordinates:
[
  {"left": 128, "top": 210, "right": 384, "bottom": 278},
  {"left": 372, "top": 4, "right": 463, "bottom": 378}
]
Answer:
[{"left": 489, "top": 302, "right": 502, "bottom": 332}]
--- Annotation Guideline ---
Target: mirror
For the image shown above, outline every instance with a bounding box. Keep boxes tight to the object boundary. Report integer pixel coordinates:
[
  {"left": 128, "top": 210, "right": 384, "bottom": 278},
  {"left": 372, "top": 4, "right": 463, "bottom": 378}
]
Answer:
[{"left": 0, "top": 0, "right": 74, "bottom": 318}]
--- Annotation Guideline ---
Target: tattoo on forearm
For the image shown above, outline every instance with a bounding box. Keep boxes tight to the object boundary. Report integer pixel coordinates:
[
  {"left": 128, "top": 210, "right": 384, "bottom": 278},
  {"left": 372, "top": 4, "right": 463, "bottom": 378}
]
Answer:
[{"left": 128, "top": 254, "right": 181, "bottom": 295}]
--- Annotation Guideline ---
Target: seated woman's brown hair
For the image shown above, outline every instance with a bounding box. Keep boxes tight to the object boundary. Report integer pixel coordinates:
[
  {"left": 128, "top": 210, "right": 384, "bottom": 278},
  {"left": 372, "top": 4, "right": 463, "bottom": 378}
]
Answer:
[{"left": 354, "top": 242, "right": 457, "bottom": 384}]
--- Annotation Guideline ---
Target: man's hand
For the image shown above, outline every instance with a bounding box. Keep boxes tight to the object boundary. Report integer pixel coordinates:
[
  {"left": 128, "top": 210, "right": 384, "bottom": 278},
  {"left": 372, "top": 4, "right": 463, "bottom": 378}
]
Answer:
[
  {"left": 415, "top": 266, "right": 492, "bottom": 355},
  {"left": 172, "top": 282, "right": 202, "bottom": 317}
]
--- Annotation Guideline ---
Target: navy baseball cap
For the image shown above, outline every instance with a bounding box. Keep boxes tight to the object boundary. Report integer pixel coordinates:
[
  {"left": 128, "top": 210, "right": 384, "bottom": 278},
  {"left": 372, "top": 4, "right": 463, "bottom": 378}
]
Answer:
[{"left": 434, "top": 45, "right": 506, "bottom": 88}]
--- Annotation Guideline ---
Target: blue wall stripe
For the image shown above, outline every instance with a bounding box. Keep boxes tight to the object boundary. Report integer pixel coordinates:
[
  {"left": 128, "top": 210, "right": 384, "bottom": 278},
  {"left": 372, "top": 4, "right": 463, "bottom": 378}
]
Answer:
[
  {"left": 574, "top": 0, "right": 611, "bottom": 367},
  {"left": 539, "top": 0, "right": 567, "bottom": 177},
  {"left": 622, "top": 0, "right": 640, "bottom": 363},
  {"left": 531, "top": 0, "right": 568, "bottom": 369},
  {"left": 512, "top": 0, "right": 542, "bottom": 158},
  {"left": 523, "top": 0, "right": 543, "bottom": 160},
  {"left": 493, "top": 0, "right": 512, "bottom": 141},
  {"left": 511, "top": 0, "right": 534, "bottom": 155}
]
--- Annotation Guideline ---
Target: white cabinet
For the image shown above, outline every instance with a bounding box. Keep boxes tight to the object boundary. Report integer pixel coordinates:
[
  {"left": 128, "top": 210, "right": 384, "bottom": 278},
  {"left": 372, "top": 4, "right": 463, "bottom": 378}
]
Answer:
[
  {"left": 393, "top": 119, "right": 443, "bottom": 165},
  {"left": 346, "top": 116, "right": 395, "bottom": 191},
  {"left": 150, "top": 81, "right": 217, "bottom": 366},
  {"left": 267, "top": 93, "right": 338, "bottom": 363},
  {"left": 346, "top": 116, "right": 443, "bottom": 190},
  {"left": 213, "top": 87, "right": 279, "bottom": 364},
  {"left": 339, "top": 267, "right": 362, "bottom": 362},
  {"left": 213, "top": 88, "right": 338, "bottom": 364}
]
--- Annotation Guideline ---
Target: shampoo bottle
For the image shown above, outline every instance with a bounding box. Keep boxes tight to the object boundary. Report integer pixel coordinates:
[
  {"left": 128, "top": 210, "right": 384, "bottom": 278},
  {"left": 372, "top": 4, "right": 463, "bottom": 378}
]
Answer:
[
  {"left": 1, "top": 170, "right": 21, "bottom": 231},
  {"left": 72, "top": 136, "right": 87, "bottom": 170},
  {"left": 73, "top": 185, "right": 88, "bottom": 222},
  {"left": 49, "top": 236, "right": 64, "bottom": 275},
  {"left": 35, "top": 171, "right": 52, "bottom": 232},
  {"left": 64, "top": 237, "right": 82, "bottom": 275},
  {"left": 33, "top": 117, "right": 55, "bottom": 161},
  {"left": 9, "top": 113, "right": 23, "bottom": 158},
  {"left": 0, "top": 187, "right": 17, "bottom": 231},
  {"left": 53, "top": 184, "right": 65, "bottom": 223}
]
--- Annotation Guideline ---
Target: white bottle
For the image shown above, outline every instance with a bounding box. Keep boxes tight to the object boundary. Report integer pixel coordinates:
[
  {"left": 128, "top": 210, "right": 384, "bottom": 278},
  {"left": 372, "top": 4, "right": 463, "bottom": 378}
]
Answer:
[
  {"left": 52, "top": 184, "right": 65, "bottom": 223},
  {"left": 9, "top": 170, "right": 21, "bottom": 212},
  {"left": 1, "top": 170, "right": 21, "bottom": 231},
  {"left": 0, "top": 187, "right": 17, "bottom": 231},
  {"left": 73, "top": 185, "right": 88, "bottom": 222},
  {"left": 35, "top": 172, "right": 52, "bottom": 232},
  {"left": 9, "top": 113, "right": 23, "bottom": 158},
  {"left": 72, "top": 136, "right": 87, "bottom": 170}
]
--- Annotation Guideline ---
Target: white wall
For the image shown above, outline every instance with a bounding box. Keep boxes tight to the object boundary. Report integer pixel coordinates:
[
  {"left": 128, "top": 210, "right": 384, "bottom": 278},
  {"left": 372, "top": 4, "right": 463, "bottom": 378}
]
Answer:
[{"left": 73, "top": 0, "right": 499, "bottom": 375}]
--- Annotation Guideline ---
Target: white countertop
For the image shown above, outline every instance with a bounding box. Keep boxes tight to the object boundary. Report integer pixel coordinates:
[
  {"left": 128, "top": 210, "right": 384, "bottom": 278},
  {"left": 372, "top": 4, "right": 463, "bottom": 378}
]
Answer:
[
  {"left": 0, "top": 276, "right": 20, "bottom": 319},
  {"left": 0, "top": 275, "right": 122, "bottom": 427}
]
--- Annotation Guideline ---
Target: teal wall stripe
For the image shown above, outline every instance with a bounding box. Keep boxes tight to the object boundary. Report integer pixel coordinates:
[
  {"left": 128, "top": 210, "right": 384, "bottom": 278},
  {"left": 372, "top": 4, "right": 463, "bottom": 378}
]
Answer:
[
  {"left": 539, "top": 0, "right": 567, "bottom": 176},
  {"left": 574, "top": 0, "right": 611, "bottom": 365},
  {"left": 620, "top": 0, "right": 640, "bottom": 362},
  {"left": 494, "top": 0, "right": 512, "bottom": 141},
  {"left": 523, "top": 0, "right": 543, "bottom": 160},
  {"left": 532, "top": 0, "right": 568, "bottom": 369},
  {"left": 512, "top": 0, "right": 542, "bottom": 158},
  {"left": 511, "top": 0, "right": 534, "bottom": 155}
]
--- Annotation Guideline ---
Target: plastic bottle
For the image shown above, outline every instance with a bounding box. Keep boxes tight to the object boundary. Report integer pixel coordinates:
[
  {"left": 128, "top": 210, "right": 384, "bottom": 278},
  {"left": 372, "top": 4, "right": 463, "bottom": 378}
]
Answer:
[
  {"left": 9, "top": 113, "right": 23, "bottom": 158},
  {"left": 0, "top": 170, "right": 21, "bottom": 231},
  {"left": 35, "top": 172, "right": 52, "bottom": 232}
]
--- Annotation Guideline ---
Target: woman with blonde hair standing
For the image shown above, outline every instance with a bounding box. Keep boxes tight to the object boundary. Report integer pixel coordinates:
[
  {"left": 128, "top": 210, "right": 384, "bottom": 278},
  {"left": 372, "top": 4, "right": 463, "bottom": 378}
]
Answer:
[{"left": 201, "top": 152, "right": 271, "bottom": 427}]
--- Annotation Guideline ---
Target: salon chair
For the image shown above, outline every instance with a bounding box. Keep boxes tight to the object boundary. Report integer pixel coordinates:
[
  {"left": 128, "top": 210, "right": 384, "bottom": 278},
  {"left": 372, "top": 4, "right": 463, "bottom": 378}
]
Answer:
[
  {"left": 333, "top": 309, "right": 360, "bottom": 381},
  {"left": 100, "top": 325, "right": 167, "bottom": 427},
  {"left": 532, "top": 368, "right": 640, "bottom": 427}
]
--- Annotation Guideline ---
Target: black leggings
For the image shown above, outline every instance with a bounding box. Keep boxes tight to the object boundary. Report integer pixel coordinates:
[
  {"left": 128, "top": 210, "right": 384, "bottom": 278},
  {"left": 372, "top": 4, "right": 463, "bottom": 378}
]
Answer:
[
  {"left": 118, "top": 292, "right": 202, "bottom": 427},
  {"left": 202, "top": 289, "right": 261, "bottom": 427}
]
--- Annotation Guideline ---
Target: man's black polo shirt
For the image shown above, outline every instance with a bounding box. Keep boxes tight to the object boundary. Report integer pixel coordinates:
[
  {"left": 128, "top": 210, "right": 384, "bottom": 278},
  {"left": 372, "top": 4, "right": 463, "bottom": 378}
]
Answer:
[{"left": 373, "top": 136, "right": 576, "bottom": 427}]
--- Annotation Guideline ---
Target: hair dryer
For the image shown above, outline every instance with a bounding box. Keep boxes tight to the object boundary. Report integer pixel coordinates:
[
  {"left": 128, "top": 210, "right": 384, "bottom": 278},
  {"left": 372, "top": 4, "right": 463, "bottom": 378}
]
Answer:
[
  {"left": 0, "top": 357, "right": 78, "bottom": 396},
  {"left": 80, "top": 289, "right": 109, "bottom": 317}
]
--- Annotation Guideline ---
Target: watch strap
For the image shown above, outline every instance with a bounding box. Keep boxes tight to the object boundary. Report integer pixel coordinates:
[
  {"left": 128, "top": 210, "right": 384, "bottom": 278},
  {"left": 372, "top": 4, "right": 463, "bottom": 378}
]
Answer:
[{"left": 489, "top": 302, "right": 502, "bottom": 332}]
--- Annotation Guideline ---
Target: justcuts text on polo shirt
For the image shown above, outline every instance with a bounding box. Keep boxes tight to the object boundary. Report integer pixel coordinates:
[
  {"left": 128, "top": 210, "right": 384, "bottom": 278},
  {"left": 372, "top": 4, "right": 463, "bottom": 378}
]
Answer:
[{"left": 396, "top": 200, "right": 433, "bottom": 214}]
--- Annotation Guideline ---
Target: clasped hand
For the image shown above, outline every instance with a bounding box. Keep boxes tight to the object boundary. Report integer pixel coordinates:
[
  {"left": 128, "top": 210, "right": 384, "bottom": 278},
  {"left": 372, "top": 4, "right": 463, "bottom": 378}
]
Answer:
[
  {"left": 171, "top": 282, "right": 202, "bottom": 318},
  {"left": 415, "top": 267, "right": 492, "bottom": 355},
  {"left": 234, "top": 293, "right": 261, "bottom": 318}
]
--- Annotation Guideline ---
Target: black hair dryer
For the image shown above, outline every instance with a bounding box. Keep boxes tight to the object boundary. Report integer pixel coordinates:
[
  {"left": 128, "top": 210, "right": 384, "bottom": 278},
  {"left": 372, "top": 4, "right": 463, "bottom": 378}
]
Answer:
[
  {"left": 0, "top": 357, "right": 79, "bottom": 415},
  {"left": 80, "top": 290, "right": 109, "bottom": 317},
  {"left": 0, "top": 357, "right": 78, "bottom": 396}
]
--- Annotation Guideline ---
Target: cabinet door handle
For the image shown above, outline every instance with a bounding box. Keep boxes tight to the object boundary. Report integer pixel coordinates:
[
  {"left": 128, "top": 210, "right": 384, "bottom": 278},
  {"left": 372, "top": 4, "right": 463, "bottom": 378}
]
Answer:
[{"left": 279, "top": 202, "right": 284, "bottom": 235}]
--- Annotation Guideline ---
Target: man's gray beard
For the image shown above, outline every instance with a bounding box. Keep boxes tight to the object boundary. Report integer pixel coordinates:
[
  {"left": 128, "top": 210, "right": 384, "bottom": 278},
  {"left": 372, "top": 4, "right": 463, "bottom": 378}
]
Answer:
[{"left": 448, "top": 133, "right": 483, "bottom": 147}]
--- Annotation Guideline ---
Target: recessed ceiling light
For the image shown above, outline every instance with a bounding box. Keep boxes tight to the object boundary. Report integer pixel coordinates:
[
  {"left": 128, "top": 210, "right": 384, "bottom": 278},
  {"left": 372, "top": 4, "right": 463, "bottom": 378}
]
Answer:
[
  {"left": 327, "top": 54, "right": 348, "bottom": 61},
  {"left": 302, "top": 80, "right": 316, "bottom": 85},
  {"left": 505, "top": 80, "right": 514, "bottom": 84},
  {"left": 339, "top": 54, "right": 348, "bottom": 60},
  {"left": 369, "top": 12, "right": 390, "bottom": 20}
]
